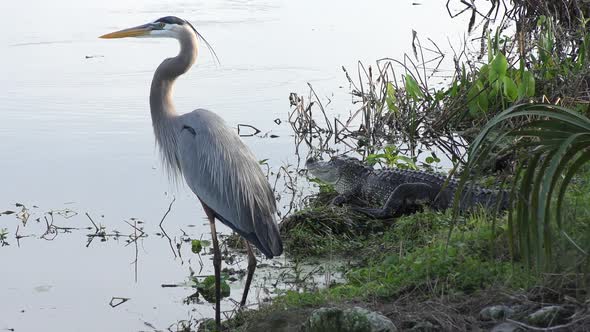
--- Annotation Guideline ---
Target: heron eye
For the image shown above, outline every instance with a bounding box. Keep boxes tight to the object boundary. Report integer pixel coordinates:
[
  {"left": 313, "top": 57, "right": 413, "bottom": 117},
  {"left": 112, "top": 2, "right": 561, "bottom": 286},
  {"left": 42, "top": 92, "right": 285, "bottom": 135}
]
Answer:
[{"left": 158, "top": 22, "right": 166, "bottom": 29}]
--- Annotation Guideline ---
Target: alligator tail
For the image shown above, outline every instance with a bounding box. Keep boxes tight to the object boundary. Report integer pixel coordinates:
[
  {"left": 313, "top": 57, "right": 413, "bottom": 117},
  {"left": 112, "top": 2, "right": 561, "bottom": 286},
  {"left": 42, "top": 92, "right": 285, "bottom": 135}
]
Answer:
[{"left": 459, "top": 186, "right": 510, "bottom": 212}]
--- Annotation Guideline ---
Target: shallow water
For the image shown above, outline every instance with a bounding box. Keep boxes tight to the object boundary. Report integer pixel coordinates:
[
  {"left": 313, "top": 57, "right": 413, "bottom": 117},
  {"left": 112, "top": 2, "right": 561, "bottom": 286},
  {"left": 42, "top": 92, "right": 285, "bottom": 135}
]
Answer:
[{"left": 1, "top": 1, "right": 468, "bottom": 330}]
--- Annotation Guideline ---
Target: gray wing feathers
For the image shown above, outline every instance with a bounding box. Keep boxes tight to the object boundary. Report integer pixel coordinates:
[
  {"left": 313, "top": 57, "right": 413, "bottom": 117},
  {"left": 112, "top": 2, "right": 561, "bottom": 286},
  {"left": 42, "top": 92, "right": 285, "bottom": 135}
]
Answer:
[{"left": 176, "top": 109, "right": 282, "bottom": 258}]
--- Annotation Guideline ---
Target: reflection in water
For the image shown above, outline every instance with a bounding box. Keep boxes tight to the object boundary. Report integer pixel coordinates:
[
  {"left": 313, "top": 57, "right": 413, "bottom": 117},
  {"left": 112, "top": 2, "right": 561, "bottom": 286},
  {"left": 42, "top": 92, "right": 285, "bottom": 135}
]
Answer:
[
  {"left": 9, "top": 40, "right": 77, "bottom": 47},
  {"left": 0, "top": 201, "right": 346, "bottom": 331},
  {"left": 158, "top": 197, "right": 182, "bottom": 260}
]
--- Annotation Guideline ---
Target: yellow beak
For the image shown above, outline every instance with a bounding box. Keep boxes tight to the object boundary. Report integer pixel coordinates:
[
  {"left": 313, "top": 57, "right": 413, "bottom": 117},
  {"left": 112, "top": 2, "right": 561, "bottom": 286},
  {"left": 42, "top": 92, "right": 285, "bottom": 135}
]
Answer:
[{"left": 99, "top": 24, "right": 152, "bottom": 39}]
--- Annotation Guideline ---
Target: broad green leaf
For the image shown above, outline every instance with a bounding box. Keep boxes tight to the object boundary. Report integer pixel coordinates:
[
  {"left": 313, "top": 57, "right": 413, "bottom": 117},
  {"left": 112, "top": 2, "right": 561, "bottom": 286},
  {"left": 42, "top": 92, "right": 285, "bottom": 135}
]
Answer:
[
  {"left": 479, "top": 64, "right": 490, "bottom": 79},
  {"left": 467, "top": 81, "right": 488, "bottom": 116},
  {"left": 477, "top": 90, "right": 489, "bottom": 114},
  {"left": 502, "top": 76, "right": 518, "bottom": 101},
  {"left": 191, "top": 240, "right": 203, "bottom": 254},
  {"left": 490, "top": 52, "right": 508, "bottom": 84},
  {"left": 405, "top": 74, "right": 424, "bottom": 101},
  {"left": 385, "top": 82, "right": 399, "bottom": 113},
  {"left": 197, "top": 275, "right": 230, "bottom": 303},
  {"left": 517, "top": 71, "right": 536, "bottom": 99},
  {"left": 488, "top": 81, "right": 499, "bottom": 102}
]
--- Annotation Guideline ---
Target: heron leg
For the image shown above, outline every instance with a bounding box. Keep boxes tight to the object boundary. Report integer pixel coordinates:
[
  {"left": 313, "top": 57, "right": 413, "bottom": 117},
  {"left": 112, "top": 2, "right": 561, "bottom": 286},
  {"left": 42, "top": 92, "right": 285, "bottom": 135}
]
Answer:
[
  {"left": 240, "top": 240, "right": 257, "bottom": 307},
  {"left": 202, "top": 202, "right": 222, "bottom": 331}
]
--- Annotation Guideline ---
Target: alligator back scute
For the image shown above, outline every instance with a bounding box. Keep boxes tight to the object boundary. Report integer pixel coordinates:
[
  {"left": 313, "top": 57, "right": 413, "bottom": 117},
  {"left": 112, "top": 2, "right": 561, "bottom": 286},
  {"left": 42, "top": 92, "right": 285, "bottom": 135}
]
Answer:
[
  {"left": 360, "top": 167, "right": 508, "bottom": 212},
  {"left": 457, "top": 185, "right": 509, "bottom": 211}
]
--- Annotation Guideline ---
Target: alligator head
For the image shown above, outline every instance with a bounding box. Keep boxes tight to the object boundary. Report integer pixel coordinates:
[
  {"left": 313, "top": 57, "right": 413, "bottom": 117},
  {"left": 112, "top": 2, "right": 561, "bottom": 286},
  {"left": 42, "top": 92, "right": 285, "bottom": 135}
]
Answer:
[{"left": 306, "top": 156, "right": 372, "bottom": 192}]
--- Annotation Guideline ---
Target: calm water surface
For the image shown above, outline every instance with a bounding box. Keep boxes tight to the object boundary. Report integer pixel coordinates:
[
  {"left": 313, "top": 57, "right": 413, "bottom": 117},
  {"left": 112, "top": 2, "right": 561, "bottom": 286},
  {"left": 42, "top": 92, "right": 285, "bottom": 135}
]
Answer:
[{"left": 1, "top": 0, "right": 467, "bottom": 330}]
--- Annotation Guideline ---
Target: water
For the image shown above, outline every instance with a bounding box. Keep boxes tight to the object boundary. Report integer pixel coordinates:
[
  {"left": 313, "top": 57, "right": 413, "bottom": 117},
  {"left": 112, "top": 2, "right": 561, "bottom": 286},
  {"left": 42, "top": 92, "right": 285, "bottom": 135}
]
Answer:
[{"left": 0, "top": 1, "right": 468, "bottom": 330}]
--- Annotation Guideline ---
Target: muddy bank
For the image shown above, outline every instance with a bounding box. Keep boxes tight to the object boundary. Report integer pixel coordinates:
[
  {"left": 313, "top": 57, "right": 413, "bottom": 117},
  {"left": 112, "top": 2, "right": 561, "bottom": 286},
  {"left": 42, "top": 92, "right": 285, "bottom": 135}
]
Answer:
[{"left": 223, "top": 288, "right": 588, "bottom": 331}]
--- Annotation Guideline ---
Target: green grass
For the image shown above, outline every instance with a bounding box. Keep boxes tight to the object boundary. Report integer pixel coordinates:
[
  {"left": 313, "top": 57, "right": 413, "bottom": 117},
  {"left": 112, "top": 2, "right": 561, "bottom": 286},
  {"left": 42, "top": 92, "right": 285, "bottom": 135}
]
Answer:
[
  {"left": 230, "top": 172, "right": 590, "bottom": 330},
  {"left": 276, "top": 208, "right": 537, "bottom": 309}
]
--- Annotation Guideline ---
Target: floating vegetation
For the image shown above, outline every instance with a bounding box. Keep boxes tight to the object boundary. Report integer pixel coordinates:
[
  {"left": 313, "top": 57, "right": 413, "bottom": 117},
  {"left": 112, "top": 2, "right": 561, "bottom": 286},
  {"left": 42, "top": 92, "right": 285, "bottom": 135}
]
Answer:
[{"left": 193, "top": 275, "right": 231, "bottom": 303}]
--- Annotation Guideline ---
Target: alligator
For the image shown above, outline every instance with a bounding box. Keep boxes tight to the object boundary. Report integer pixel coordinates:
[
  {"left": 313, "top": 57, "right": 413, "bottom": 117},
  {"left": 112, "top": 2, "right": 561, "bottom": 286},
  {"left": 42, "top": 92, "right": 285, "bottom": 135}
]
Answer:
[{"left": 306, "top": 156, "right": 509, "bottom": 218}]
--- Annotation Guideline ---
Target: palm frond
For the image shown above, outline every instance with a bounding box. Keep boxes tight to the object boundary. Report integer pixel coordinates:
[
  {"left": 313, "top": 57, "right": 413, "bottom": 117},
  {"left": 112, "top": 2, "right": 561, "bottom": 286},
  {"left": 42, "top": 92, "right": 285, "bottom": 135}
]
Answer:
[{"left": 455, "top": 103, "right": 590, "bottom": 271}]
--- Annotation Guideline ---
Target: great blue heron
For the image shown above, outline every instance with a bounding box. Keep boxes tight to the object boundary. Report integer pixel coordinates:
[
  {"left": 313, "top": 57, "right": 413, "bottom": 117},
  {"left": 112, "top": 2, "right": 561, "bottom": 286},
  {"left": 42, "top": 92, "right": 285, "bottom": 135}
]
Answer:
[{"left": 100, "top": 16, "right": 283, "bottom": 329}]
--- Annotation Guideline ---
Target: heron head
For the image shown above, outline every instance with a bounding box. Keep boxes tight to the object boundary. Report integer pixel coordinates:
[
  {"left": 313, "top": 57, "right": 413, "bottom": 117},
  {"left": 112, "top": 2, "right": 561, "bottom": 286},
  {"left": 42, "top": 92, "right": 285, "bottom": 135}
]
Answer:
[
  {"left": 100, "top": 16, "right": 219, "bottom": 63},
  {"left": 99, "top": 16, "right": 196, "bottom": 39}
]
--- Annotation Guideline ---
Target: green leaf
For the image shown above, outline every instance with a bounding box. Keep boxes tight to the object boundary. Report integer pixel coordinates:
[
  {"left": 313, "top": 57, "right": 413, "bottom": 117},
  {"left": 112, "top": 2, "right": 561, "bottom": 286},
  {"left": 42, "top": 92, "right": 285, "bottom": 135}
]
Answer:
[
  {"left": 385, "top": 82, "right": 399, "bottom": 113},
  {"left": 502, "top": 76, "right": 518, "bottom": 101},
  {"left": 479, "top": 64, "right": 490, "bottom": 79},
  {"left": 490, "top": 52, "right": 508, "bottom": 83},
  {"left": 455, "top": 103, "right": 590, "bottom": 272},
  {"left": 308, "top": 177, "right": 336, "bottom": 194},
  {"left": 196, "top": 275, "right": 230, "bottom": 303},
  {"left": 191, "top": 240, "right": 203, "bottom": 254},
  {"left": 405, "top": 74, "right": 424, "bottom": 101},
  {"left": 450, "top": 80, "right": 459, "bottom": 97},
  {"left": 384, "top": 145, "right": 399, "bottom": 155},
  {"left": 366, "top": 153, "right": 387, "bottom": 166},
  {"left": 487, "top": 34, "right": 493, "bottom": 63},
  {"left": 394, "top": 156, "right": 418, "bottom": 170},
  {"left": 467, "top": 81, "right": 489, "bottom": 116},
  {"left": 556, "top": 151, "right": 590, "bottom": 228},
  {"left": 425, "top": 155, "right": 441, "bottom": 164},
  {"left": 517, "top": 71, "right": 536, "bottom": 99}
]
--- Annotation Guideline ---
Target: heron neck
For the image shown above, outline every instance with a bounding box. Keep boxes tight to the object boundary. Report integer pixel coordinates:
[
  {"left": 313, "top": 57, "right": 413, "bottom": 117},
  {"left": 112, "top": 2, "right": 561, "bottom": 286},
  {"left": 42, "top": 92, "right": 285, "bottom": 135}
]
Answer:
[{"left": 149, "top": 32, "right": 198, "bottom": 123}]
